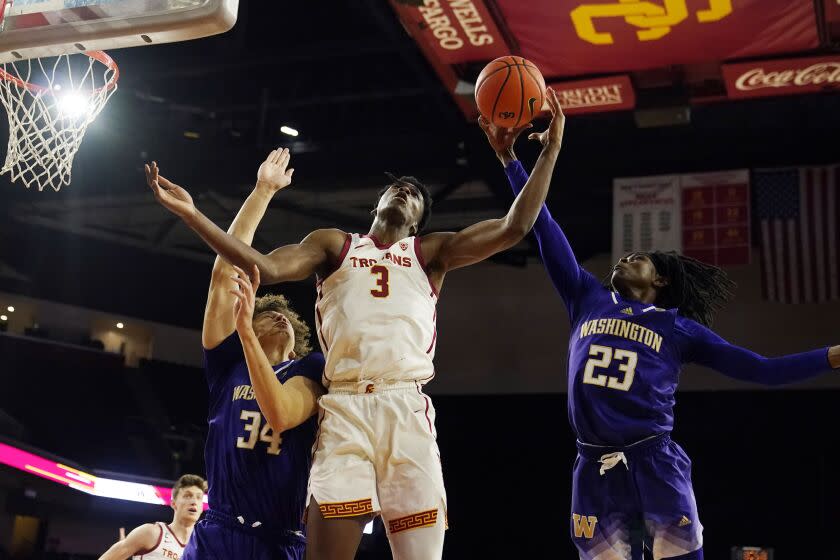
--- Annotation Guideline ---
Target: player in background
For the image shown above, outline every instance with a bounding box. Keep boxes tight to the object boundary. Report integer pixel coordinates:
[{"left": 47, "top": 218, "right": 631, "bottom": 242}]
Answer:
[
  {"left": 146, "top": 149, "right": 325, "bottom": 560},
  {"left": 145, "top": 88, "right": 565, "bottom": 560},
  {"left": 480, "top": 118, "right": 840, "bottom": 560},
  {"left": 98, "top": 474, "right": 206, "bottom": 560}
]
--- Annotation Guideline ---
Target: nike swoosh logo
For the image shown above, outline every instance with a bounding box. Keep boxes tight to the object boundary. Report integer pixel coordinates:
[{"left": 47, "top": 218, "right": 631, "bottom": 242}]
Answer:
[{"left": 413, "top": 409, "right": 424, "bottom": 413}]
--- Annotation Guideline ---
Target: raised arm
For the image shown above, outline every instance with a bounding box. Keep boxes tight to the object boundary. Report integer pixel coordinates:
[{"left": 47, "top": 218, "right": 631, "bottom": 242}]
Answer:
[
  {"left": 480, "top": 112, "right": 597, "bottom": 312},
  {"left": 98, "top": 523, "right": 159, "bottom": 560},
  {"left": 203, "top": 149, "right": 294, "bottom": 349},
  {"left": 145, "top": 163, "right": 344, "bottom": 285},
  {"left": 677, "top": 318, "right": 840, "bottom": 385},
  {"left": 424, "top": 88, "right": 565, "bottom": 281},
  {"left": 229, "top": 265, "right": 324, "bottom": 432}
]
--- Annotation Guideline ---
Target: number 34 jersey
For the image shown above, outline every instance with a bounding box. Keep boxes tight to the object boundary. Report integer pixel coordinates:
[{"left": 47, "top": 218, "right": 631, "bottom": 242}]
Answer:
[
  {"left": 203, "top": 337, "right": 324, "bottom": 529},
  {"left": 315, "top": 234, "right": 438, "bottom": 386}
]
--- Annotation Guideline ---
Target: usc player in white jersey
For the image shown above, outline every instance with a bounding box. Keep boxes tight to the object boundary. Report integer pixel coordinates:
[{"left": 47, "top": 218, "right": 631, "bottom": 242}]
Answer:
[
  {"left": 146, "top": 89, "right": 565, "bottom": 559},
  {"left": 98, "top": 475, "right": 206, "bottom": 560}
]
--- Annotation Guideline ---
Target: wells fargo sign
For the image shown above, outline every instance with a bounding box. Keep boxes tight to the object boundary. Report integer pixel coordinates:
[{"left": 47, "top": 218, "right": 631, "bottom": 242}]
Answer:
[
  {"left": 722, "top": 55, "right": 840, "bottom": 100},
  {"left": 493, "top": 0, "right": 819, "bottom": 76},
  {"left": 389, "top": 0, "right": 509, "bottom": 64}
]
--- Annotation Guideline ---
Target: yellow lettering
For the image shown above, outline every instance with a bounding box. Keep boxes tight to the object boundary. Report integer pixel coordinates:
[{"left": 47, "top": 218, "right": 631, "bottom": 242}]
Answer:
[
  {"left": 696, "top": 0, "right": 732, "bottom": 22},
  {"left": 579, "top": 321, "right": 591, "bottom": 338},
  {"left": 570, "top": 0, "right": 732, "bottom": 45},
  {"left": 596, "top": 319, "right": 607, "bottom": 334},
  {"left": 571, "top": 1, "right": 667, "bottom": 45},
  {"left": 605, "top": 319, "right": 617, "bottom": 335},
  {"left": 618, "top": 320, "right": 631, "bottom": 339},
  {"left": 652, "top": 333, "right": 663, "bottom": 353},
  {"left": 629, "top": 323, "right": 640, "bottom": 341},
  {"left": 624, "top": 0, "right": 688, "bottom": 41},
  {"left": 572, "top": 513, "right": 599, "bottom": 539},
  {"left": 643, "top": 329, "right": 654, "bottom": 347}
]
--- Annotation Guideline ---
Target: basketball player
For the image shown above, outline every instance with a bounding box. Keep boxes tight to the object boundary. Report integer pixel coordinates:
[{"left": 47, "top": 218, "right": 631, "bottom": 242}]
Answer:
[
  {"left": 98, "top": 474, "right": 206, "bottom": 560},
  {"left": 480, "top": 118, "right": 840, "bottom": 560},
  {"left": 145, "top": 88, "right": 565, "bottom": 559},
  {"left": 146, "top": 149, "right": 326, "bottom": 559}
]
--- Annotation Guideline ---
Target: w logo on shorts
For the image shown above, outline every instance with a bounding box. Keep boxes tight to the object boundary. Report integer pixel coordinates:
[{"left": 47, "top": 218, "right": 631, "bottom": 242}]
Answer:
[{"left": 572, "top": 513, "right": 598, "bottom": 538}]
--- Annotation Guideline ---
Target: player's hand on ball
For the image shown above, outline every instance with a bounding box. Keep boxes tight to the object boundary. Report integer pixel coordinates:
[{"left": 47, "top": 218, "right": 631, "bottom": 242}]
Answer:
[
  {"left": 229, "top": 264, "right": 261, "bottom": 334},
  {"left": 478, "top": 117, "right": 532, "bottom": 165},
  {"left": 256, "top": 148, "right": 295, "bottom": 193},
  {"left": 145, "top": 162, "right": 197, "bottom": 219},
  {"left": 527, "top": 88, "right": 565, "bottom": 151}
]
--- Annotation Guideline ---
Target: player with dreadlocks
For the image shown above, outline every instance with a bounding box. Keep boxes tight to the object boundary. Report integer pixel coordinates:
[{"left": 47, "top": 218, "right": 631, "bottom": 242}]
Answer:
[{"left": 480, "top": 119, "right": 840, "bottom": 560}]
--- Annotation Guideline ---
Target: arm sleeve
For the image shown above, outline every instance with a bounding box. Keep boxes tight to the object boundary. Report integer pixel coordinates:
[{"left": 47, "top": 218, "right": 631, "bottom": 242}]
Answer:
[
  {"left": 504, "top": 160, "right": 600, "bottom": 316},
  {"left": 676, "top": 318, "right": 832, "bottom": 386},
  {"left": 287, "top": 352, "right": 325, "bottom": 386},
  {"left": 203, "top": 332, "right": 244, "bottom": 389}
]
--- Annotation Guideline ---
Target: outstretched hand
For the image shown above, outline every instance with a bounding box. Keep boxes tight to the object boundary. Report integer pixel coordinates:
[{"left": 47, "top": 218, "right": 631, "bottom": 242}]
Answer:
[
  {"left": 256, "top": 148, "right": 295, "bottom": 193},
  {"left": 829, "top": 346, "right": 840, "bottom": 369},
  {"left": 478, "top": 117, "right": 532, "bottom": 166},
  {"left": 527, "top": 88, "right": 565, "bottom": 151},
  {"left": 228, "top": 264, "right": 261, "bottom": 335},
  {"left": 145, "top": 162, "right": 196, "bottom": 220}
]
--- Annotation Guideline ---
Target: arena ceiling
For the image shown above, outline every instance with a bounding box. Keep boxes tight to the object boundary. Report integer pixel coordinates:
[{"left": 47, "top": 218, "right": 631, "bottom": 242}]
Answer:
[{"left": 0, "top": 1, "right": 838, "bottom": 325}]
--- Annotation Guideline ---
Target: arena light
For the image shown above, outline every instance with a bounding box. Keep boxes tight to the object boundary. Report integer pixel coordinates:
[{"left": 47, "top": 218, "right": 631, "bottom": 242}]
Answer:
[
  {"left": 0, "top": 441, "right": 208, "bottom": 509},
  {"left": 116, "top": 322, "right": 124, "bottom": 329},
  {"left": 56, "top": 91, "right": 94, "bottom": 119},
  {"left": 280, "top": 125, "right": 299, "bottom": 137},
  {"left": 0, "top": 315, "right": 6, "bottom": 321},
  {"left": 7, "top": 306, "right": 14, "bottom": 312}
]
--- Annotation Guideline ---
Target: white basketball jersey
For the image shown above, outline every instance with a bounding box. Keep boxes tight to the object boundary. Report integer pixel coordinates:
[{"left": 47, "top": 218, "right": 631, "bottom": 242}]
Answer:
[
  {"left": 315, "top": 234, "right": 438, "bottom": 386},
  {"left": 133, "top": 523, "right": 185, "bottom": 560}
]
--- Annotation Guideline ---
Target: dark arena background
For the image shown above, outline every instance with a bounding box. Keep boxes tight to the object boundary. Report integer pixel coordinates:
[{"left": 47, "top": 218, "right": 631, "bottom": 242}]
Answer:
[{"left": 1, "top": 1, "right": 839, "bottom": 558}]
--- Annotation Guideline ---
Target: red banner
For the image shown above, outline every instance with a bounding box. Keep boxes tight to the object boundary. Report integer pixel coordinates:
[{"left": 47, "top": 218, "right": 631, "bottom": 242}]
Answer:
[
  {"left": 722, "top": 55, "right": 840, "bottom": 100},
  {"left": 494, "top": 0, "right": 818, "bottom": 77},
  {"left": 681, "top": 170, "right": 750, "bottom": 266},
  {"left": 389, "top": 0, "right": 509, "bottom": 64},
  {"left": 547, "top": 75, "right": 635, "bottom": 115},
  {"left": 826, "top": 0, "right": 840, "bottom": 23}
]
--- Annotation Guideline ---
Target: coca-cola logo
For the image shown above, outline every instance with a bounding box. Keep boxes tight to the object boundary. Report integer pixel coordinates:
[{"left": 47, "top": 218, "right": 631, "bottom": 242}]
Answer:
[{"left": 735, "top": 62, "right": 840, "bottom": 91}]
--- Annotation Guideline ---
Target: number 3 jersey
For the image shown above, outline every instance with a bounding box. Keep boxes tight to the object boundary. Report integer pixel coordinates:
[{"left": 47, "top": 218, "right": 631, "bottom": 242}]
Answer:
[
  {"left": 315, "top": 233, "right": 438, "bottom": 386},
  {"left": 202, "top": 335, "right": 324, "bottom": 529}
]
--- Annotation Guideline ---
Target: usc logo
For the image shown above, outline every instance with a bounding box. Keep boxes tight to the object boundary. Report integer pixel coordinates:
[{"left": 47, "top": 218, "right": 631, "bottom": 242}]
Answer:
[{"left": 571, "top": 0, "right": 732, "bottom": 45}]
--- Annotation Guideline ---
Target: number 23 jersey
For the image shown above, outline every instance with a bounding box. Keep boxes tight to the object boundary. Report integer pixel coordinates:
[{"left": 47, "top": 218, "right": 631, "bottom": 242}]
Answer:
[
  {"left": 203, "top": 335, "right": 324, "bottom": 529},
  {"left": 315, "top": 234, "right": 438, "bottom": 386}
]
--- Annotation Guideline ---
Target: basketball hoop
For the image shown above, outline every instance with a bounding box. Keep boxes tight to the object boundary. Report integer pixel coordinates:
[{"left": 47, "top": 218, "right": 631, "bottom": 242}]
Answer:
[{"left": 0, "top": 45, "right": 119, "bottom": 192}]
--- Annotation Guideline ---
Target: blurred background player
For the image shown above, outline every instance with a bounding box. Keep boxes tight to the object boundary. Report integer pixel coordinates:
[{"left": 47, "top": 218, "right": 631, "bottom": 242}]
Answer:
[
  {"left": 145, "top": 88, "right": 565, "bottom": 559},
  {"left": 145, "top": 149, "right": 325, "bottom": 560},
  {"left": 482, "top": 119, "right": 840, "bottom": 560},
  {"left": 98, "top": 474, "right": 206, "bottom": 560}
]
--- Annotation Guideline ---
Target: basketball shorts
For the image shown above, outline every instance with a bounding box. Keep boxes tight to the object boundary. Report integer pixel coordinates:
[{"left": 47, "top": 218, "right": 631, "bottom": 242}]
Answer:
[
  {"left": 182, "top": 510, "right": 305, "bottom": 560},
  {"left": 571, "top": 433, "right": 703, "bottom": 560},
  {"left": 307, "top": 381, "right": 448, "bottom": 537}
]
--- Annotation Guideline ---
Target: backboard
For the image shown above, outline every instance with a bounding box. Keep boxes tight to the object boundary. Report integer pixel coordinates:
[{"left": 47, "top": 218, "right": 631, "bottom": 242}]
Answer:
[{"left": 0, "top": 0, "right": 239, "bottom": 63}]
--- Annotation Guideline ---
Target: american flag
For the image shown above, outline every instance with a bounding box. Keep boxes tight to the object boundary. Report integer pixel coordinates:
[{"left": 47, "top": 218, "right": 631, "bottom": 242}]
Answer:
[{"left": 754, "top": 167, "right": 840, "bottom": 303}]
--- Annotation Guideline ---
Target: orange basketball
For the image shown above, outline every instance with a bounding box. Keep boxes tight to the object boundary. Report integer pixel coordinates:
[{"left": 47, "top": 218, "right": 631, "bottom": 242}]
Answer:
[{"left": 475, "top": 56, "right": 546, "bottom": 128}]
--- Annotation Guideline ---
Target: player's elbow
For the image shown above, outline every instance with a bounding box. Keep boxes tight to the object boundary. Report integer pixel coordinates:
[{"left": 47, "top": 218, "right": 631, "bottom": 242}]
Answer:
[
  {"left": 501, "top": 217, "right": 531, "bottom": 245},
  {"left": 265, "top": 415, "right": 291, "bottom": 433},
  {"left": 263, "top": 402, "right": 296, "bottom": 433}
]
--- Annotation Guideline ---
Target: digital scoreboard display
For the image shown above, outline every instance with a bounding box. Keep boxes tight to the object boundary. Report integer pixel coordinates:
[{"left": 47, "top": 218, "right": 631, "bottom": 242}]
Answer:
[{"left": 731, "top": 546, "right": 774, "bottom": 560}]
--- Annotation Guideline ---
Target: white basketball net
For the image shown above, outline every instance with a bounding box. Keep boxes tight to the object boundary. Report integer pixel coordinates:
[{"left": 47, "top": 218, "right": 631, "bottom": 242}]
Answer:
[{"left": 0, "top": 51, "right": 118, "bottom": 192}]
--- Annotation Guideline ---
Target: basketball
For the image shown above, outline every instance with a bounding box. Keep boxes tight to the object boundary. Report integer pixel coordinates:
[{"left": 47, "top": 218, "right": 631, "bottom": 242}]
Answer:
[{"left": 475, "top": 55, "right": 546, "bottom": 128}]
